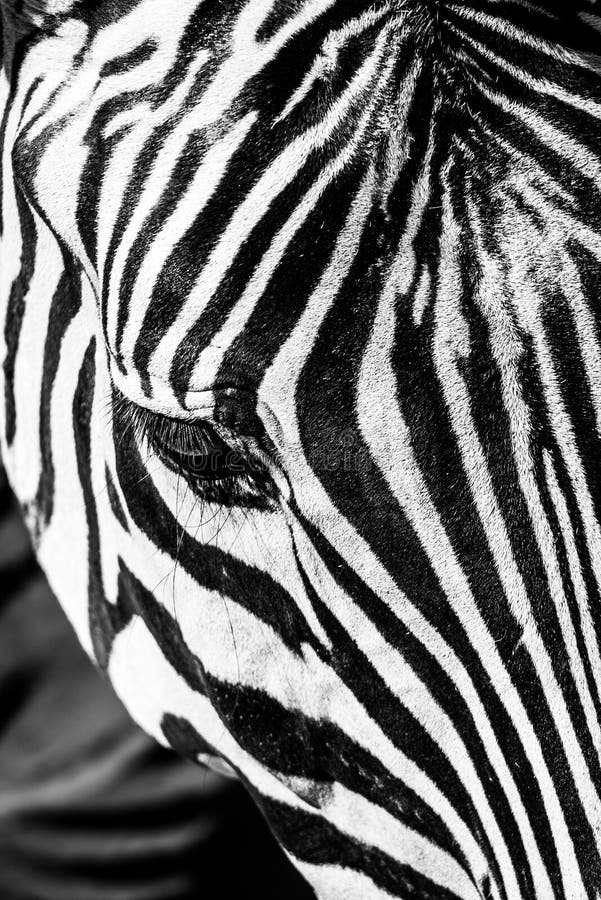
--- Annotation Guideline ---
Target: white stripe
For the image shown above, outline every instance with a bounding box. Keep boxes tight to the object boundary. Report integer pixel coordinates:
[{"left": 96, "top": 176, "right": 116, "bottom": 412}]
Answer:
[{"left": 149, "top": 22, "right": 391, "bottom": 384}]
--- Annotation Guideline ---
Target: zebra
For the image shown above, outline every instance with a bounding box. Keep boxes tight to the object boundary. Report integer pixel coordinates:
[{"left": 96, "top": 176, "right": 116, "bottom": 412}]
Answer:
[{"left": 3, "top": 0, "right": 601, "bottom": 896}]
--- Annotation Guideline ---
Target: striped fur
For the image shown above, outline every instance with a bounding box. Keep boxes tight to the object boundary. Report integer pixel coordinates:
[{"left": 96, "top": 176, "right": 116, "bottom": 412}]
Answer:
[
  {"left": 3, "top": 1, "right": 601, "bottom": 896},
  {"left": 0, "top": 464, "right": 314, "bottom": 900}
]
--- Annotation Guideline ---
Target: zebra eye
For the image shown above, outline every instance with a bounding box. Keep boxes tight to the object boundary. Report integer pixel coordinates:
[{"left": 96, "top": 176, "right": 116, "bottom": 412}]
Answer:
[
  {"left": 148, "top": 419, "right": 249, "bottom": 485},
  {"left": 153, "top": 420, "right": 277, "bottom": 508},
  {"left": 114, "top": 396, "right": 277, "bottom": 508}
]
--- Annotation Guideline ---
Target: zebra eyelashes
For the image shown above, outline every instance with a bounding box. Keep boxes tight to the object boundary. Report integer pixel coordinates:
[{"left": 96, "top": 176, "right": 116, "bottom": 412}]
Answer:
[{"left": 113, "top": 395, "right": 278, "bottom": 509}]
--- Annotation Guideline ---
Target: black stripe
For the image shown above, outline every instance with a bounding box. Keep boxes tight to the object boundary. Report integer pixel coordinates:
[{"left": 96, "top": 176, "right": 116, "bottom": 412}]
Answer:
[
  {"left": 33, "top": 264, "right": 82, "bottom": 537},
  {"left": 258, "top": 794, "right": 466, "bottom": 900},
  {"left": 105, "top": 464, "right": 129, "bottom": 533},
  {"left": 3, "top": 189, "right": 36, "bottom": 447}
]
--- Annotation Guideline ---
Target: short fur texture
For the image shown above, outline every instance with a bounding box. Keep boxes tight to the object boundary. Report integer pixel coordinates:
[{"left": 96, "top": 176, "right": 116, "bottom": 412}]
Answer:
[{"left": 3, "top": 2, "right": 601, "bottom": 897}]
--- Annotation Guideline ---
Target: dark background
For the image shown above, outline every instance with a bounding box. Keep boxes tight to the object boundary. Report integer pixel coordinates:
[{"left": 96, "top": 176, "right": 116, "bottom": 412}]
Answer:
[{"left": 0, "top": 466, "right": 315, "bottom": 899}]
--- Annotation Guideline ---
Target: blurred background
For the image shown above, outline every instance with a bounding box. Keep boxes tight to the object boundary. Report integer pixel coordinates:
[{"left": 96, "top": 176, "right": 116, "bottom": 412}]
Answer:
[{"left": 0, "top": 463, "right": 315, "bottom": 900}]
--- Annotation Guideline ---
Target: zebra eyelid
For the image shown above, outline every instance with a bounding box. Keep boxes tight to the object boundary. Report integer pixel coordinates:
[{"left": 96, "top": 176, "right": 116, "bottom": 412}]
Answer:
[{"left": 112, "top": 395, "right": 218, "bottom": 457}]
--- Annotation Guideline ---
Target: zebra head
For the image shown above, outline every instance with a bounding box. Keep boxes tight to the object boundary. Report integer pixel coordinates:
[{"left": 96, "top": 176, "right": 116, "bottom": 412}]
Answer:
[{"left": 2, "top": 2, "right": 601, "bottom": 897}]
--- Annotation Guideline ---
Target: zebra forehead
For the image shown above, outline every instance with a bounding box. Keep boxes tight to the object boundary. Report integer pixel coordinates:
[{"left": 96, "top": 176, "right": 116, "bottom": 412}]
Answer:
[
  {"left": 12, "top": 6, "right": 571, "bottom": 383},
  {"left": 4, "top": 0, "right": 601, "bottom": 422}
]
